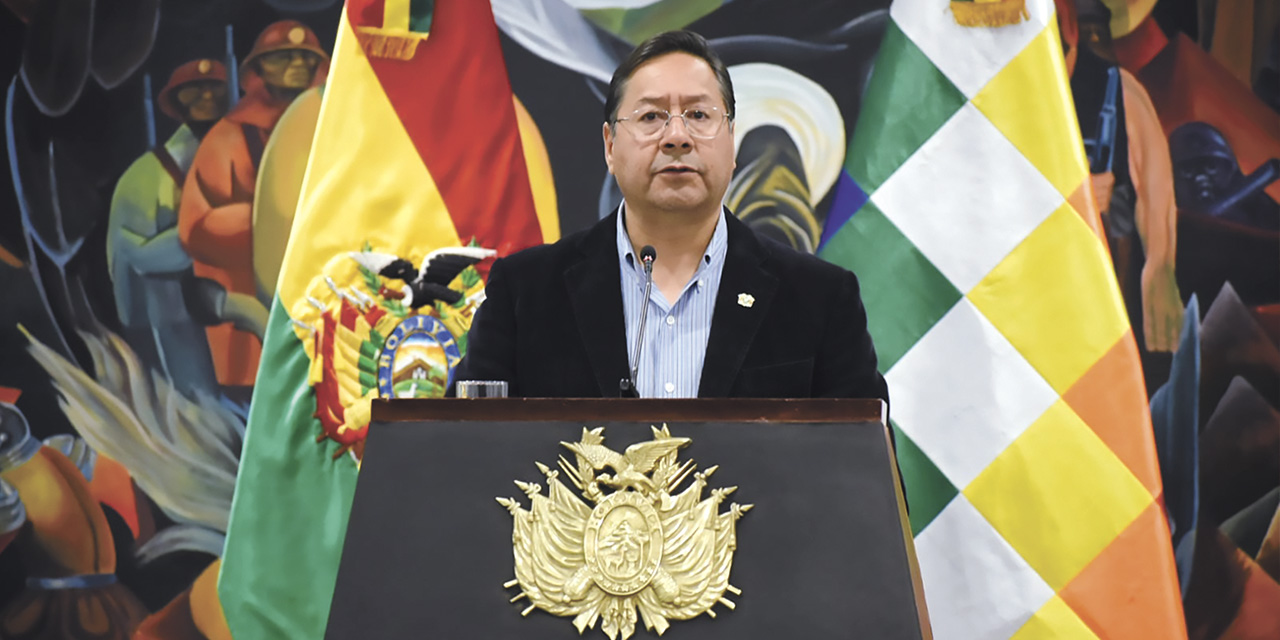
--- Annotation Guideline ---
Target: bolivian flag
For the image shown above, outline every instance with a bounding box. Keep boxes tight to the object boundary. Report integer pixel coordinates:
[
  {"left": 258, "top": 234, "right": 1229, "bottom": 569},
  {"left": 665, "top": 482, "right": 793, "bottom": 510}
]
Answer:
[
  {"left": 218, "top": 1, "right": 557, "bottom": 636},
  {"left": 820, "top": 0, "right": 1186, "bottom": 636}
]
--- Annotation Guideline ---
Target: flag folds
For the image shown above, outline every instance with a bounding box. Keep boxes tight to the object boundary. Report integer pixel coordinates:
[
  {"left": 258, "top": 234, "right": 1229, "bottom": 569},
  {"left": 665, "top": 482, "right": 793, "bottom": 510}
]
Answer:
[
  {"left": 820, "top": 1, "right": 1186, "bottom": 637},
  {"left": 218, "top": 1, "right": 555, "bottom": 636}
]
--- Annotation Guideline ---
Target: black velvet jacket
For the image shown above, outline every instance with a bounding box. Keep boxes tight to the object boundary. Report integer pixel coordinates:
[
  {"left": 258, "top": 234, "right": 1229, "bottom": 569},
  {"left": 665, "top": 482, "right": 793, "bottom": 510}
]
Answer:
[{"left": 455, "top": 209, "right": 888, "bottom": 402}]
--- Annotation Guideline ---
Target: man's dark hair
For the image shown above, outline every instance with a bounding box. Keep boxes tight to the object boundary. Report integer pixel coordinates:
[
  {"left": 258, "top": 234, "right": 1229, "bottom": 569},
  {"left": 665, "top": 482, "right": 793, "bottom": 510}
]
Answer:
[{"left": 604, "top": 30, "right": 735, "bottom": 125}]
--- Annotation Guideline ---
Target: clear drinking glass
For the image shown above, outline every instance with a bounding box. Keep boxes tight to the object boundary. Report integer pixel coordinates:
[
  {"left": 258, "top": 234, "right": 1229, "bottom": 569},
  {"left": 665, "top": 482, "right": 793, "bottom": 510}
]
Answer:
[{"left": 456, "top": 380, "right": 509, "bottom": 398}]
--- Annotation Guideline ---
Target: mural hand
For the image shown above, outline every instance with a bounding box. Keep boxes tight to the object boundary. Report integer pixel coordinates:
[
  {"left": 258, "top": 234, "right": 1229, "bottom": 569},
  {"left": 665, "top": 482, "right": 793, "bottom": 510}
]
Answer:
[
  {"left": 1141, "top": 261, "right": 1184, "bottom": 353},
  {"left": 1089, "top": 172, "right": 1115, "bottom": 218}
]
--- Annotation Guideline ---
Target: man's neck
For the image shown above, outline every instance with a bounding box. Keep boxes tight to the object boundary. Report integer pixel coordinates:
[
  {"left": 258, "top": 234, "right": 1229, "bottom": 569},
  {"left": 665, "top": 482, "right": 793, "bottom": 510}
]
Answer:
[{"left": 623, "top": 202, "right": 720, "bottom": 303}]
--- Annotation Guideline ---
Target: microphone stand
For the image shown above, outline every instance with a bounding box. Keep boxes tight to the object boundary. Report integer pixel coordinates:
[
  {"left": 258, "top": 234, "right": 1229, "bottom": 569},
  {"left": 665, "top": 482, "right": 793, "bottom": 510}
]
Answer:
[{"left": 620, "top": 246, "right": 656, "bottom": 397}]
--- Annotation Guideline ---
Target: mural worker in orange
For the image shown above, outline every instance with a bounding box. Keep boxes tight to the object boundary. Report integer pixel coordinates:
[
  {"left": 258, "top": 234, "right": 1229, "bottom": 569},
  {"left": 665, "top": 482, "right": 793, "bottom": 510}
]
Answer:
[
  {"left": 1058, "top": 0, "right": 1183, "bottom": 362},
  {"left": 178, "top": 20, "right": 329, "bottom": 396}
]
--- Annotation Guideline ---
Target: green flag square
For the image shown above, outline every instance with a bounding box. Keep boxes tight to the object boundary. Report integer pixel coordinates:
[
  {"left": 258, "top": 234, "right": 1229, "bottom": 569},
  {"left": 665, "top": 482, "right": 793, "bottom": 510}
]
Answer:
[
  {"left": 846, "top": 19, "right": 967, "bottom": 194},
  {"left": 819, "top": 201, "right": 962, "bottom": 372},
  {"left": 892, "top": 421, "right": 959, "bottom": 536}
]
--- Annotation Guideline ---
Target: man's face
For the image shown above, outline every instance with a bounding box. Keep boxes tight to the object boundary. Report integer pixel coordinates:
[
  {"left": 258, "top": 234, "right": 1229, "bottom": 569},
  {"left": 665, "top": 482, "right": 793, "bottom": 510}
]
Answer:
[
  {"left": 603, "top": 52, "right": 735, "bottom": 217},
  {"left": 257, "top": 49, "right": 321, "bottom": 89},
  {"left": 175, "top": 80, "right": 229, "bottom": 122}
]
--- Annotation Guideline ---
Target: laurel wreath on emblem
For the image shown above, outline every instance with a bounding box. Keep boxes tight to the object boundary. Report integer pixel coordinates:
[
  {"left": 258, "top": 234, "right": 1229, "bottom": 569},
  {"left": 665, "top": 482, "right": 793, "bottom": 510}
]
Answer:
[
  {"left": 289, "top": 242, "right": 493, "bottom": 462},
  {"left": 497, "top": 425, "right": 753, "bottom": 640}
]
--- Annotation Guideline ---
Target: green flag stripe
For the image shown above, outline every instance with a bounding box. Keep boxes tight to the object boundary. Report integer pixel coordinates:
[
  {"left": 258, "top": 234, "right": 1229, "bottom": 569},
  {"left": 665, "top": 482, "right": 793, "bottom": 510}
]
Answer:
[
  {"left": 220, "top": 297, "right": 360, "bottom": 639},
  {"left": 819, "top": 201, "right": 961, "bottom": 372},
  {"left": 846, "top": 19, "right": 967, "bottom": 194}
]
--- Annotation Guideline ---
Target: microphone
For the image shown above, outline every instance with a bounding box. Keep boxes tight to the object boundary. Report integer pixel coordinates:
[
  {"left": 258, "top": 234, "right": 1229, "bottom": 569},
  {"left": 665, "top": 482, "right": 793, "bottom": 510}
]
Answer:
[{"left": 620, "top": 245, "right": 657, "bottom": 397}]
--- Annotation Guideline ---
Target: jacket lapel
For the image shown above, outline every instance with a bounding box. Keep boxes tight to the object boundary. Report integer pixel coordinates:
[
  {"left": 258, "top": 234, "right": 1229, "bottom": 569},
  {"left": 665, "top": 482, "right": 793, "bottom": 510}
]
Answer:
[
  {"left": 699, "top": 213, "right": 779, "bottom": 397},
  {"left": 564, "top": 213, "right": 630, "bottom": 397}
]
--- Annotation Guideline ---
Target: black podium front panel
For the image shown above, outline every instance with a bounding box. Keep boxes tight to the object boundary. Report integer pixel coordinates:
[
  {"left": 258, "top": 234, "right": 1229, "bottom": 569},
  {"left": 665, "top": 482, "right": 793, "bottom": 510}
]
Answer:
[{"left": 326, "top": 419, "right": 924, "bottom": 639}]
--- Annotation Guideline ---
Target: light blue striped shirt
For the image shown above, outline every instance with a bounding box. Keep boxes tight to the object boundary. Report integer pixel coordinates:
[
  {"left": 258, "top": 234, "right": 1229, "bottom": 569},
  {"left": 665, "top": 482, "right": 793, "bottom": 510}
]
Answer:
[{"left": 616, "top": 205, "right": 728, "bottom": 398}]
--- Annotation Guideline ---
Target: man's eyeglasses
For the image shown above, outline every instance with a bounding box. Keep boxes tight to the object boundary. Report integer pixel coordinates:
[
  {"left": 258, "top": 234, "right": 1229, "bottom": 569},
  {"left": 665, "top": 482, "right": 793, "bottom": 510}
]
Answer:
[{"left": 615, "top": 106, "right": 730, "bottom": 140}]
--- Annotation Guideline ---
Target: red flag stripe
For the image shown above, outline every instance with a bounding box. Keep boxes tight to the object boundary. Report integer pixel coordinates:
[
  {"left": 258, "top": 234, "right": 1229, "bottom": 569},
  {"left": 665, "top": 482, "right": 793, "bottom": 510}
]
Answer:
[
  {"left": 347, "top": 0, "right": 544, "bottom": 258},
  {"left": 353, "top": 0, "right": 384, "bottom": 29}
]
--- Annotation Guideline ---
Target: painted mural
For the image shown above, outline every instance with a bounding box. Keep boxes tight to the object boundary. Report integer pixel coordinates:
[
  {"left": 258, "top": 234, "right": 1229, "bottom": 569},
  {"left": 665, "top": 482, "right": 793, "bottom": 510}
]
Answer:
[{"left": 0, "top": 0, "right": 1274, "bottom": 638}]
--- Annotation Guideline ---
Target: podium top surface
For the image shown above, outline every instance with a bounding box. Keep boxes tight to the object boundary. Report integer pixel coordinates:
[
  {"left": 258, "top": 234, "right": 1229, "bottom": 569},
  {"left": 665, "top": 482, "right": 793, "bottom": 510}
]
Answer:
[{"left": 372, "top": 397, "right": 886, "bottom": 423}]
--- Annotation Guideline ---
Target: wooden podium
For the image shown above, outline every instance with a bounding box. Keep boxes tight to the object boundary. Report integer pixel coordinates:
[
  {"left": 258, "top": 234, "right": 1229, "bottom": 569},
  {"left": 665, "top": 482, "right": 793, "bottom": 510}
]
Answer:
[{"left": 325, "top": 399, "right": 931, "bottom": 639}]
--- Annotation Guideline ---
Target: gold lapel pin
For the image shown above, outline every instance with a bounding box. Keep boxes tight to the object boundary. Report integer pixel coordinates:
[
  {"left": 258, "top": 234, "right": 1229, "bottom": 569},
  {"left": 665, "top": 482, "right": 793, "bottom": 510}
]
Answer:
[{"left": 737, "top": 293, "right": 755, "bottom": 308}]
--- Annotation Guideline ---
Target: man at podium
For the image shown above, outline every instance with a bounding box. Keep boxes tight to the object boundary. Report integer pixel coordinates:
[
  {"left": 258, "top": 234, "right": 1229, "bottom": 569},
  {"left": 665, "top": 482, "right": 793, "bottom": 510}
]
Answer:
[{"left": 457, "top": 30, "right": 886, "bottom": 402}]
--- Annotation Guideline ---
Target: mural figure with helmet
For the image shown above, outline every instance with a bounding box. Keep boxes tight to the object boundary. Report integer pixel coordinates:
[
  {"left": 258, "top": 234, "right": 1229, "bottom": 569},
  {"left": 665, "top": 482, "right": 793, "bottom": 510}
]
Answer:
[
  {"left": 107, "top": 58, "right": 231, "bottom": 402},
  {"left": 178, "top": 20, "right": 331, "bottom": 402}
]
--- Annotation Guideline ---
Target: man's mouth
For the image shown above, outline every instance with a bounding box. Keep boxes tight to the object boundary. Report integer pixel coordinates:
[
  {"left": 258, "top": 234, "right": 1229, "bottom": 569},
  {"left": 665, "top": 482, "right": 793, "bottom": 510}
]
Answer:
[{"left": 657, "top": 166, "right": 696, "bottom": 174}]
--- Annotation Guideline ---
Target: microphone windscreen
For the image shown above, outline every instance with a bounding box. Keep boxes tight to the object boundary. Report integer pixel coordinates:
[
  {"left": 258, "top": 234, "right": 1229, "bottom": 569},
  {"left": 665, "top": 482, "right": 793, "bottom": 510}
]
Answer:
[{"left": 640, "top": 245, "right": 656, "bottom": 263}]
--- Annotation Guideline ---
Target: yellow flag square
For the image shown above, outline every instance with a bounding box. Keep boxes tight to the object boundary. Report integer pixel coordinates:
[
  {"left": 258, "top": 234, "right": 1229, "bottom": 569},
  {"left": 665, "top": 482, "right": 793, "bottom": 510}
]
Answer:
[
  {"left": 972, "top": 21, "right": 1089, "bottom": 200},
  {"left": 1011, "top": 596, "right": 1099, "bottom": 640},
  {"left": 968, "top": 203, "right": 1128, "bottom": 394},
  {"left": 965, "top": 401, "right": 1152, "bottom": 590}
]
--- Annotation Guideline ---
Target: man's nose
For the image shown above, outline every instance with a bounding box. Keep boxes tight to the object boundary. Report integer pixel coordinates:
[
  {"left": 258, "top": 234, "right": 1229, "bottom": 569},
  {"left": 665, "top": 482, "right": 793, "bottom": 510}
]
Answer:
[{"left": 660, "top": 115, "right": 693, "bottom": 148}]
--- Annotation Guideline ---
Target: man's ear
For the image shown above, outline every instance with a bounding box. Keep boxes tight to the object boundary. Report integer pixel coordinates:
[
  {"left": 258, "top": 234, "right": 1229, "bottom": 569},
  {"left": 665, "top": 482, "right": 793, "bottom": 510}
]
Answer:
[
  {"left": 729, "top": 120, "right": 737, "bottom": 171},
  {"left": 602, "top": 121, "right": 615, "bottom": 175}
]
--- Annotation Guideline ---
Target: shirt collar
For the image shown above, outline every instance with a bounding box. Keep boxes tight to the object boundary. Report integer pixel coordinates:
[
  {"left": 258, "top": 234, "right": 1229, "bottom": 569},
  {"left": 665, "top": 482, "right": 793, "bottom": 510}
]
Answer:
[{"left": 615, "top": 203, "right": 728, "bottom": 274}]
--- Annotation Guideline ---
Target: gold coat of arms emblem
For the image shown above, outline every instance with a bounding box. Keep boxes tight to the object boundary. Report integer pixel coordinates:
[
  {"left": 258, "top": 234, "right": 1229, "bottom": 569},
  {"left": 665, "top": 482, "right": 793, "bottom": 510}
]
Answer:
[{"left": 497, "top": 425, "right": 753, "bottom": 640}]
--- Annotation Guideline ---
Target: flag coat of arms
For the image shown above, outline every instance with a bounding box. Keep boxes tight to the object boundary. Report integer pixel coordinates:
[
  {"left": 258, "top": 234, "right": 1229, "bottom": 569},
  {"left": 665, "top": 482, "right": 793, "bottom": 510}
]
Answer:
[
  {"left": 820, "top": 0, "right": 1187, "bottom": 637},
  {"left": 217, "top": 0, "right": 557, "bottom": 637}
]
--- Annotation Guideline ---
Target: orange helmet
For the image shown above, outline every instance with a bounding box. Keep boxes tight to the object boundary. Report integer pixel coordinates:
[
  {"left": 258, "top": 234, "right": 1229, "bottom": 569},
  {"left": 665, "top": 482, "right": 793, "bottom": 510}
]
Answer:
[
  {"left": 240, "top": 20, "right": 329, "bottom": 81},
  {"left": 157, "top": 58, "right": 229, "bottom": 122}
]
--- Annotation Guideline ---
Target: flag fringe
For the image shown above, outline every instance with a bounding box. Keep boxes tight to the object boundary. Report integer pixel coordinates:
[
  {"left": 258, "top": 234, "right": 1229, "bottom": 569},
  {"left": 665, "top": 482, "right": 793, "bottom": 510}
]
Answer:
[
  {"left": 951, "top": 0, "right": 1029, "bottom": 27},
  {"left": 355, "top": 27, "right": 427, "bottom": 60}
]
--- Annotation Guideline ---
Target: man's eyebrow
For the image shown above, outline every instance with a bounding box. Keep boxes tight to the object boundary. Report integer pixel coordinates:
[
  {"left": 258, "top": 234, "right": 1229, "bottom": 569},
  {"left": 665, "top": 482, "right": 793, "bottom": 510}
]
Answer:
[{"left": 633, "top": 93, "right": 715, "bottom": 106}]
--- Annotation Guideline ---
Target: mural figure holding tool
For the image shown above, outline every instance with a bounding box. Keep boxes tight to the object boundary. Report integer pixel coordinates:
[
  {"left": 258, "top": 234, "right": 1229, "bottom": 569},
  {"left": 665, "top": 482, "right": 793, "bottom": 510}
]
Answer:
[
  {"left": 178, "top": 20, "right": 329, "bottom": 396},
  {"left": 107, "top": 59, "right": 230, "bottom": 401}
]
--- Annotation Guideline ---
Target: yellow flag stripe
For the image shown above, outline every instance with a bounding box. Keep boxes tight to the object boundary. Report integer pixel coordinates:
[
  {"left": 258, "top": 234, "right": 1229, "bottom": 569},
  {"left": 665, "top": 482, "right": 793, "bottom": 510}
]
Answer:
[
  {"left": 279, "top": 14, "right": 461, "bottom": 310},
  {"left": 383, "top": 0, "right": 411, "bottom": 31}
]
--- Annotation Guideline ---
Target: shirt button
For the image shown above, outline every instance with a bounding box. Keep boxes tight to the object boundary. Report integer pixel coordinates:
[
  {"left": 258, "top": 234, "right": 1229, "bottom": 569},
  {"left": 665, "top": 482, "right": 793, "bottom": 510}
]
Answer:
[
  {"left": 664, "top": 382, "right": 675, "bottom": 393},
  {"left": 666, "top": 316, "right": 675, "bottom": 326}
]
